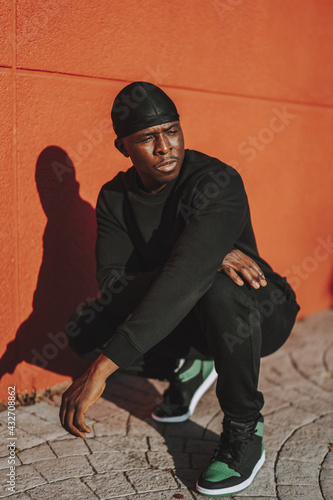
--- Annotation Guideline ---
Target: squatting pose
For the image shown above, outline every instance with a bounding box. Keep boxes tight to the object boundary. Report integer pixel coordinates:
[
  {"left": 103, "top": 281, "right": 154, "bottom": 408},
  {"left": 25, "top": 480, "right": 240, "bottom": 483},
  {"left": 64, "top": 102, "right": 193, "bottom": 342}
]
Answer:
[{"left": 60, "top": 82, "right": 300, "bottom": 496}]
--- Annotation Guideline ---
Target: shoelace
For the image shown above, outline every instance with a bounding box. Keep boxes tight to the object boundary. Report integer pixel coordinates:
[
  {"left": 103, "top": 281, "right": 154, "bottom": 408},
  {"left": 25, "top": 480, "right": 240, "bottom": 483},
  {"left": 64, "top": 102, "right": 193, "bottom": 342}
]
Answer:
[{"left": 213, "top": 419, "right": 256, "bottom": 465}]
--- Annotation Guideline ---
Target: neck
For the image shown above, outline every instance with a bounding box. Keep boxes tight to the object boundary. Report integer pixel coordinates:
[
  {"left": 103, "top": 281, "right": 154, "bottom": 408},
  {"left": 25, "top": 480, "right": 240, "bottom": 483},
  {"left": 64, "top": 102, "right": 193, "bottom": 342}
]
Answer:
[{"left": 136, "top": 173, "right": 168, "bottom": 194}]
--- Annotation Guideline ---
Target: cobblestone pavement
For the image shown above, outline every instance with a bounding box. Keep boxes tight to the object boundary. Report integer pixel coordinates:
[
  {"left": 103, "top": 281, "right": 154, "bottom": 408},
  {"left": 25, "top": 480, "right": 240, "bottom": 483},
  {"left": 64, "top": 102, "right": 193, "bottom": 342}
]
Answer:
[{"left": 0, "top": 310, "right": 332, "bottom": 499}]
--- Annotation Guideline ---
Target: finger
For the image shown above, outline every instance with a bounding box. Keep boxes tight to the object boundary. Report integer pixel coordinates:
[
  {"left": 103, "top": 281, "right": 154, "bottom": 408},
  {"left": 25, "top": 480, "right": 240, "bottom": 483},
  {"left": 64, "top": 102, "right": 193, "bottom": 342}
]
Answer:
[
  {"left": 234, "top": 253, "right": 267, "bottom": 282},
  {"left": 252, "top": 266, "right": 267, "bottom": 284},
  {"left": 64, "top": 406, "right": 86, "bottom": 439},
  {"left": 249, "top": 266, "right": 267, "bottom": 286},
  {"left": 238, "top": 266, "right": 261, "bottom": 288},
  {"left": 219, "top": 265, "right": 244, "bottom": 286},
  {"left": 259, "top": 276, "right": 267, "bottom": 286},
  {"left": 59, "top": 393, "right": 69, "bottom": 427},
  {"left": 74, "top": 406, "right": 91, "bottom": 434},
  {"left": 245, "top": 261, "right": 267, "bottom": 285}
]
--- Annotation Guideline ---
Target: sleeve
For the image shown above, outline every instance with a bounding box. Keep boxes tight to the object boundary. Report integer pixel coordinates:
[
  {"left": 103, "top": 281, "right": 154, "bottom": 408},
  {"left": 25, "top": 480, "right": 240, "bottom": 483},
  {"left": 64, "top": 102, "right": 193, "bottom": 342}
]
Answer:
[
  {"left": 96, "top": 188, "right": 160, "bottom": 318},
  {"left": 102, "top": 170, "right": 249, "bottom": 368}
]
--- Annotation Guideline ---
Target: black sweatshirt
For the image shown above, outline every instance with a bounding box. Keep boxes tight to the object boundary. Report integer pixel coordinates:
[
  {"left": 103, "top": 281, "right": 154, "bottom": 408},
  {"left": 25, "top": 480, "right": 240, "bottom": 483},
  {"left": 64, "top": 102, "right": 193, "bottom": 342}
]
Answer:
[{"left": 96, "top": 149, "right": 284, "bottom": 369}]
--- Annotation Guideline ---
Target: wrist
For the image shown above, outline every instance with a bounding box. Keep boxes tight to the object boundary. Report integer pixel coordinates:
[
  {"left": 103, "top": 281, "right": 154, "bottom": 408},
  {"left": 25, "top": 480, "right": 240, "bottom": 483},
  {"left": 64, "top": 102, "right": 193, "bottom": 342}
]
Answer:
[{"left": 90, "top": 354, "right": 119, "bottom": 380}]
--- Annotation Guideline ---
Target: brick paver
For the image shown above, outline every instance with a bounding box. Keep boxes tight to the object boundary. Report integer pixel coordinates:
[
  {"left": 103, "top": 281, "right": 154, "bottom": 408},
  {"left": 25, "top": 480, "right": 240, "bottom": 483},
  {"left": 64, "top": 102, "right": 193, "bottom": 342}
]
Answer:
[{"left": 0, "top": 310, "right": 332, "bottom": 499}]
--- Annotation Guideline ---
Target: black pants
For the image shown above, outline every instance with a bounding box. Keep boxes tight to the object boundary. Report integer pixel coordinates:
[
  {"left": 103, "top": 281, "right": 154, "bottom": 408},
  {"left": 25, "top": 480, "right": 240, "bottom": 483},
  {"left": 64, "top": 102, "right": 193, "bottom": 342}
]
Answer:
[{"left": 66, "top": 274, "right": 300, "bottom": 421}]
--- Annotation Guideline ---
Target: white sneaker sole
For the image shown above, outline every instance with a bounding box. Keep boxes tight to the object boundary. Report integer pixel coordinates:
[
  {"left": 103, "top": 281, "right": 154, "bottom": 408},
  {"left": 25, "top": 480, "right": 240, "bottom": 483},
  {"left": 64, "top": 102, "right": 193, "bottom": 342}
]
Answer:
[
  {"left": 151, "top": 366, "right": 218, "bottom": 423},
  {"left": 196, "top": 450, "right": 265, "bottom": 496}
]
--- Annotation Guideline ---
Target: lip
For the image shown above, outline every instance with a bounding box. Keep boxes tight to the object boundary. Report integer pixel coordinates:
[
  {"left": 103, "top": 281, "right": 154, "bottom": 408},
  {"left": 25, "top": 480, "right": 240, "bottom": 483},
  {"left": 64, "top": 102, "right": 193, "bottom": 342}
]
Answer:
[{"left": 156, "top": 160, "right": 178, "bottom": 173}]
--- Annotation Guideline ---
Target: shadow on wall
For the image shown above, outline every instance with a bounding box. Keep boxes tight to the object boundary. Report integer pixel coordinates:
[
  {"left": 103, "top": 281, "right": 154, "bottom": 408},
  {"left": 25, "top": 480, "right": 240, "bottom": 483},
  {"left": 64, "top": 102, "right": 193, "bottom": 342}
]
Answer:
[{"left": 0, "top": 146, "right": 98, "bottom": 380}]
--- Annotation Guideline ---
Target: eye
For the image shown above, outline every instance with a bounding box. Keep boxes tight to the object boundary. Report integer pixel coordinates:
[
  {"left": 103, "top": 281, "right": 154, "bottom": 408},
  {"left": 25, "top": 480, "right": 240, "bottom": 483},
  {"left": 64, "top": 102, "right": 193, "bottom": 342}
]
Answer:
[
  {"left": 139, "top": 136, "right": 153, "bottom": 143},
  {"left": 167, "top": 129, "right": 177, "bottom": 135}
]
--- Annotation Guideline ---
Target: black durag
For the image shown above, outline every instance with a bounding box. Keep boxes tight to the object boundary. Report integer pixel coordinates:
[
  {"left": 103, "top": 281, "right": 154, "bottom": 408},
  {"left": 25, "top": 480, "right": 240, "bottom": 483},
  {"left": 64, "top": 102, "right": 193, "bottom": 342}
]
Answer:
[{"left": 111, "top": 82, "right": 179, "bottom": 139}]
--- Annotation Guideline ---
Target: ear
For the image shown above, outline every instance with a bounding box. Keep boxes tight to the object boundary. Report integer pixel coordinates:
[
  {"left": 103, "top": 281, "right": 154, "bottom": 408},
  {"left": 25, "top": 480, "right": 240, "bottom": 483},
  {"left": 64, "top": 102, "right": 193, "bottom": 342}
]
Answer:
[{"left": 115, "top": 138, "right": 130, "bottom": 158}]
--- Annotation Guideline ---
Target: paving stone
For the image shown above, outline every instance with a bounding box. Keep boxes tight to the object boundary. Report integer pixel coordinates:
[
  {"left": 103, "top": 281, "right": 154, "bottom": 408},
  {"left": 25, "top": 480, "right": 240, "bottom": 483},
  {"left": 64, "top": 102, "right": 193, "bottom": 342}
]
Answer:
[
  {"left": 189, "top": 391, "right": 220, "bottom": 429},
  {"left": 126, "top": 468, "right": 179, "bottom": 493},
  {"left": 85, "top": 471, "right": 135, "bottom": 498},
  {"left": 233, "top": 497, "right": 276, "bottom": 500},
  {"left": 164, "top": 421, "right": 205, "bottom": 440},
  {"left": 322, "top": 449, "right": 333, "bottom": 468},
  {"left": 0, "top": 414, "right": 8, "bottom": 426},
  {"left": 88, "top": 435, "right": 148, "bottom": 455},
  {"left": 89, "top": 450, "right": 148, "bottom": 473},
  {"left": 261, "top": 399, "right": 290, "bottom": 417},
  {"left": 293, "top": 393, "right": 333, "bottom": 416},
  {"left": 203, "top": 413, "right": 223, "bottom": 438},
  {"left": 260, "top": 352, "right": 306, "bottom": 388},
  {"left": 279, "top": 414, "right": 333, "bottom": 463},
  {"left": 19, "top": 402, "right": 61, "bottom": 425},
  {"left": 172, "top": 468, "right": 198, "bottom": 490},
  {"left": 325, "top": 342, "right": 333, "bottom": 370},
  {"left": 190, "top": 486, "right": 234, "bottom": 499},
  {"left": 124, "top": 491, "right": 195, "bottom": 500},
  {"left": 49, "top": 437, "right": 90, "bottom": 457},
  {"left": 263, "top": 405, "right": 318, "bottom": 451},
  {"left": 33, "top": 455, "right": 94, "bottom": 482},
  {"left": 104, "top": 376, "right": 159, "bottom": 411},
  {"left": 260, "top": 383, "right": 320, "bottom": 417},
  {"left": 127, "top": 415, "right": 164, "bottom": 438},
  {"left": 263, "top": 448, "right": 277, "bottom": 468},
  {"left": 191, "top": 453, "right": 211, "bottom": 470},
  {"left": 93, "top": 413, "right": 128, "bottom": 437},
  {"left": 149, "top": 436, "right": 184, "bottom": 452},
  {"left": 320, "top": 464, "right": 333, "bottom": 500},
  {"left": 83, "top": 437, "right": 112, "bottom": 454},
  {"left": 0, "top": 430, "right": 12, "bottom": 459},
  {"left": 0, "top": 464, "right": 46, "bottom": 497},
  {"left": 235, "top": 465, "right": 275, "bottom": 497},
  {"left": 147, "top": 451, "right": 189, "bottom": 469},
  {"left": 185, "top": 438, "right": 216, "bottom": 454},
  {"left": 14, "top": 429, "right": 45, "bottom": 453},
  {"left": 86, "top": 397, "right": 129, "bottom": 422},
  {"left": 28, "top": 478, "right": 93, "bottom": 499},
  {"left": 0, "top": 311, "right": 331, "bottom": 499},
  {"left": 18, "top": 442, "right": 56, "bottom": 464},
  {"left": 15, "top": 410, "right": 66, "bottom": 441},
  {"left": 291, "top": 351, "right": 333, "bottom": 392},
  {"left": 146, "top": 377, "right": 169, "bottom": 395},
  {"left": 2, "top": 494, "right": 31, "bottom": 500},
  {"left": 275, "top": 458, "right": 319, "bottom": 485},
  {"left": 0, "top": 455, "right": 18, "bottom": 471},
  {"left": 279, "top": 436, "right": 327, "bottom": 463},
  {"left": 277, "top": 484, "right": 323, "bottom": 500}
]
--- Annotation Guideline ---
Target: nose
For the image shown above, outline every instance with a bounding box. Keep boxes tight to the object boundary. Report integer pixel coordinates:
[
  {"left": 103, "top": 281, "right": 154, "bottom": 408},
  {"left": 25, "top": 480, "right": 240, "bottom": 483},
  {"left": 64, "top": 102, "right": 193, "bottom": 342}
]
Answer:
[{"left": 154, "top": 133, "right": 171, "bottom": 155}]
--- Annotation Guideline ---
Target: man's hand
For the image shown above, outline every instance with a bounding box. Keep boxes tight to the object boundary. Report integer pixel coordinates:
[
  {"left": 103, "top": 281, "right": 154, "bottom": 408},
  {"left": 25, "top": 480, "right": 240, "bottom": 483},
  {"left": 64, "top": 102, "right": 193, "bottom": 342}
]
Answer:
[
  {"left": 218, "top": 249, "right": 267, "bottom": 289},
  {"left": 60, "top": 354, "right": 118, "bottom": 438}
]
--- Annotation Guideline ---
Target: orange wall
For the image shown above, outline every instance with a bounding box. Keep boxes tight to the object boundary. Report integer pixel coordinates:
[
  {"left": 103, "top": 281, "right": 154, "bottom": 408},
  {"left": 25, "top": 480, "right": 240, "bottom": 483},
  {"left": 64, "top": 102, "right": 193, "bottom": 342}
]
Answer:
[{"left": 1, "top": 0, "right": 332, "bottom": 400}]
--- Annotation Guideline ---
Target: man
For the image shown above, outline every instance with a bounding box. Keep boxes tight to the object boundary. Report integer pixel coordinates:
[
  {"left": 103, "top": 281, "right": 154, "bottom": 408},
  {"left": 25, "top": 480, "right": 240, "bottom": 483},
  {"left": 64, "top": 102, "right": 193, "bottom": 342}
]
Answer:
[{"left": 60, "top": 82, "right": 300, "bottom": 496}]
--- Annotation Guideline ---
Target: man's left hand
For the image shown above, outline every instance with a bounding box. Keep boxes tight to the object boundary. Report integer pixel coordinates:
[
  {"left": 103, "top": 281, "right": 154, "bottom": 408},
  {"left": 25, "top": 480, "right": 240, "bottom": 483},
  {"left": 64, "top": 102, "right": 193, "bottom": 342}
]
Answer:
[{"left": 219, "top": 249, "right": 267, "bottom": 289}]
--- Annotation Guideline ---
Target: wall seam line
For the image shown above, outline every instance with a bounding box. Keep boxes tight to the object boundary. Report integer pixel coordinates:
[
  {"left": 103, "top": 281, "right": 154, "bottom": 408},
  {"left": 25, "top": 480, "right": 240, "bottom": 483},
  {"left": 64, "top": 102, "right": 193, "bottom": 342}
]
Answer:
[
  {"left": 13, "top": 67, "right": 333, "bottom": 111},
  {"left": 12, "top": 0, "right": 19, "bottom": 338}
]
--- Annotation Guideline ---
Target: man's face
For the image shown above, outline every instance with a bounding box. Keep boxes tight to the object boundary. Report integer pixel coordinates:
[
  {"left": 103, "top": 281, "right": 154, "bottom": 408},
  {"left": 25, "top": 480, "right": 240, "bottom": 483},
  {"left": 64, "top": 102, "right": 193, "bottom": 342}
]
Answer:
[{"left": 116, "top": 121, "right": 185, "bottom": 193}]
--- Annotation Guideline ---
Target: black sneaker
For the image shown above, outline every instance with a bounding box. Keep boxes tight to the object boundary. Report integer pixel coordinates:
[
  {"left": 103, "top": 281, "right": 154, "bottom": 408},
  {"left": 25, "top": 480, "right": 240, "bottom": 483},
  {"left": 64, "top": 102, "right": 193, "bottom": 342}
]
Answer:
[
  {"left": 196, "top": 414, "right": 265, "bottom": 496},
  {"left": 151, "top": 359, "right": 217, "bottom": 423}
]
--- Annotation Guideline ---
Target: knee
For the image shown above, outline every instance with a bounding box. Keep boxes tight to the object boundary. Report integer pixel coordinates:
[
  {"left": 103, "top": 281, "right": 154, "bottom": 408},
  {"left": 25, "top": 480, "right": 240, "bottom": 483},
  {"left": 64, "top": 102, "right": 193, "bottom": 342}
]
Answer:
[{"left": 199, "top": 273, "right": 252, "bottom": 313}]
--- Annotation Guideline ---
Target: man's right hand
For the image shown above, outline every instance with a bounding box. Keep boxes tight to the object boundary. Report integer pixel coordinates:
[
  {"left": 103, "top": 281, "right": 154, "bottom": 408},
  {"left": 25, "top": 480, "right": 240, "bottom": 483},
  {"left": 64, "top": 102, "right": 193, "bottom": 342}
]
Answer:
[
  {"left": 219, "top": 249, "right": 267, "bottom": 289},
  {"left": 60, "top": 354, "right": 118, "bottom": 438}
]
